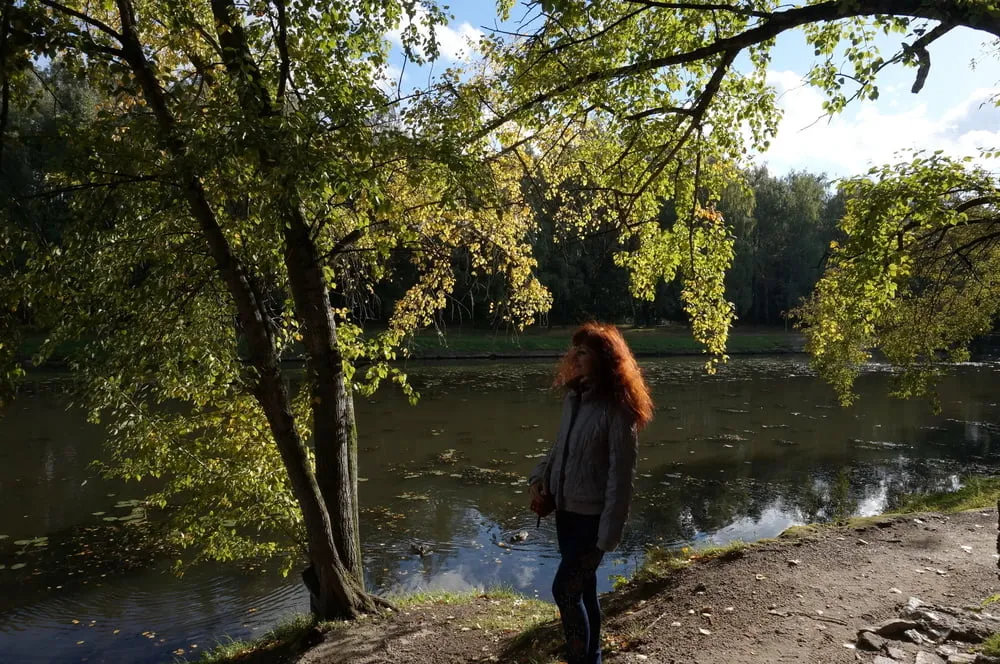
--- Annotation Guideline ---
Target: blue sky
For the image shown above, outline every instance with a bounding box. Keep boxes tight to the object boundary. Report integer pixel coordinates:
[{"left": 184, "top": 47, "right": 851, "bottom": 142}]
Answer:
[{"left": 387, "top": 2, "right": 1000, "bottom": 180}]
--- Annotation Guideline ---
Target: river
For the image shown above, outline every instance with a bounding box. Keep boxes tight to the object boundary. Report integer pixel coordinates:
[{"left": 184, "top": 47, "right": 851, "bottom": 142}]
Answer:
[{"left": 2, "top": 356, "right": 1000, "bottom": 662}]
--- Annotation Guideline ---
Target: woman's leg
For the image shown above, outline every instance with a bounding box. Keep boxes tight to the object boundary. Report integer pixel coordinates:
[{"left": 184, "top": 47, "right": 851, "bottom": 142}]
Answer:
[
  {"left": 553, "top": 512, "right": 604, "bottom": 664},
  {"left": 581, "top": 557, "right": 602, "bottom": 662}
]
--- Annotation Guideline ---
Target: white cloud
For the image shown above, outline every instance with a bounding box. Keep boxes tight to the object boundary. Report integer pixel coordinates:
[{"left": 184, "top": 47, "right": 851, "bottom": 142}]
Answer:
[
  {"left": 756, "top": 70, "right": 1000, "bottom": 177},
  {"left": 436, "top": 22, "right": 483, "bottom": 62},
  {"left": 388, "top": 8, "right": 483, "bottom": 63}
]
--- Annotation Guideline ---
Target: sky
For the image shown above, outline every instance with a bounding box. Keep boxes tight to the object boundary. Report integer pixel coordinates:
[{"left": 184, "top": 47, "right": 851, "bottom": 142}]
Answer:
[{"left": 385, "top": 2, "right": 1000, "bottom": 181}]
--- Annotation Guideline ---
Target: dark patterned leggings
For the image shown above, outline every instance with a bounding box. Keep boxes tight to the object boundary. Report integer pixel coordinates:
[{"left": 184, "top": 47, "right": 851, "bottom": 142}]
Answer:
[{"left": 553, "top": 511, "right": 605, "bottom": 664}]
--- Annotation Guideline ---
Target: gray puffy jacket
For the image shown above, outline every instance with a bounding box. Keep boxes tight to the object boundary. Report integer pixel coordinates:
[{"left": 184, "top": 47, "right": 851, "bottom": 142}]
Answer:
[{"left": 529, "top": 387, "right": 638, "bottom": 552}]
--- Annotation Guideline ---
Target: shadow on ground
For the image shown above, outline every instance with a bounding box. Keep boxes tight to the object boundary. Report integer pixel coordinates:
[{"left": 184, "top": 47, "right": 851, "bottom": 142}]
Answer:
[{"left": 496, "top": 573, "right": 684, "bottom": 662}]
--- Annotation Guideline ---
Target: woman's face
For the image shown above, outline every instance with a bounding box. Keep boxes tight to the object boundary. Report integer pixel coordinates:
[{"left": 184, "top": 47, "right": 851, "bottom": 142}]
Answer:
[{"left": 573, "top": 343, "right": 596, "bottom": 380}]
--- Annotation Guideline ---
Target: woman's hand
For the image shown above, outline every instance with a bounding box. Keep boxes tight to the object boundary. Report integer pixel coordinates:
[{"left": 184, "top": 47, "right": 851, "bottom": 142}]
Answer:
[{"left": 529, "top": 480, "right": 546, "bottom": 502}]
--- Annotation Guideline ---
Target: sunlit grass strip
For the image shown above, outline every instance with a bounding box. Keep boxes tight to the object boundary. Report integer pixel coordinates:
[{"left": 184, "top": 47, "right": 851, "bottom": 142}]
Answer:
[
  {"left": 387, "top": 584, "right": 522, "bottom": 608},
  {"left": 892, "top": 476, "right": 1000, "bottom": 514},
  {"left": 388, "top": 585, "right": 557, "bottom": 633},
  {"left": 196, "top": 614, "right": 318, "bottom": 663},
  {"left": 633, "top": 540, "right": 747, "bottom": 584},
  {"left": 20, "top": 328, "right": 805, "bottom": 366},
  {"left": 405, "top": 328, "right": 803, "bottom": 357}
]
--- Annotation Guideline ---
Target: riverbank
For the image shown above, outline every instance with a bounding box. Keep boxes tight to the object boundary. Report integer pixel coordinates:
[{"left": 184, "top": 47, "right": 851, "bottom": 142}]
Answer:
[
  {"left": 15, "top": 326, "right": 805, "bottom": 368},
  {"left": 200, "top": 480, "right": 1000, "bottom": 664},
  {"left": 401, "top": 326, "right": 804, "bottom": 359}
]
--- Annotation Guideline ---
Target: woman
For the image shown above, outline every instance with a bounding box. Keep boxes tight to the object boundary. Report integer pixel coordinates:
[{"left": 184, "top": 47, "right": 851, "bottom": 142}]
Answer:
[{"left": 529, "top": 322, "right": 653, "bottom": 664}]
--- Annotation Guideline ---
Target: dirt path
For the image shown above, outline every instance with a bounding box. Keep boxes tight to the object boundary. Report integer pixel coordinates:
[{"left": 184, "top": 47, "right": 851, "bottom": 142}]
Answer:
[{"left": 297, "top": 509, "right": 1000, "bottom": 664}]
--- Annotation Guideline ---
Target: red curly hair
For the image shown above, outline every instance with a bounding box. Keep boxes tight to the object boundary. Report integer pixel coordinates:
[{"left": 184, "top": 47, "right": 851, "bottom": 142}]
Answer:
[{"left": 555, "top": 322, "right": 654, "bottom": 430}]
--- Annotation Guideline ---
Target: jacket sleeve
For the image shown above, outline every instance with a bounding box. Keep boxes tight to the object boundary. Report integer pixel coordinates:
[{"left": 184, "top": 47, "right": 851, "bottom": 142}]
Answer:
[
  {"left": 528, "top": 453, "right": 551, "bottom": 489},
  {"left": 598, "top": 409, "right": 638, "bottom": 552},
  {"left": 528, "top": 395, "right": 569, "bottom": 490}
]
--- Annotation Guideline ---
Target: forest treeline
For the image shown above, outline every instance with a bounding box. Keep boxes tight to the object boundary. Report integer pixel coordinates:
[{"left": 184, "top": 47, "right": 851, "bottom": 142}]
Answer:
[{"left": 352, "top": 167, "right": 845, "bottom": 329}]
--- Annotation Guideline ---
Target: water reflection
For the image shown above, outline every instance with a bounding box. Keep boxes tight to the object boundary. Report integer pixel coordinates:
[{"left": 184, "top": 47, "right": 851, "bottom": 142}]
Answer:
[{"left": 2, "top": 356, "right": 1000, "bottom": 662}]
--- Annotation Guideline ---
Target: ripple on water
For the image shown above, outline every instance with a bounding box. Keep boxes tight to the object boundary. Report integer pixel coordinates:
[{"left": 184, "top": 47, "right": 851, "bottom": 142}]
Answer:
[{"left": 0, "top": 566, "right": 306, "bottom": 664}]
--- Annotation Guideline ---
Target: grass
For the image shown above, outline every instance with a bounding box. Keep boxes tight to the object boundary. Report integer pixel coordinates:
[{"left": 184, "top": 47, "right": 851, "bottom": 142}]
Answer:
[
  {"left": 405, "top": 325, "right": 803, "bottom": 358},
  {"left": 387, "top": 585, "right": 557, "bottom": 634},
  {"left": 196, "top": 614, "right": 321, "bottom": 664},
  {"left": 632, "top": 540, "right": 748, "bottom": 585},
  {"left": 18, "top": 325, "right": 803, "bottom": 367},
  {"left": 773, "top": 479, "right": 1000, "bottom": 545},
  {"left": 388, "top": 584, "right": 521, "bottom": 608},
  {"left": 892, "top": 476, "right": 1000, "bottom": 514},
  {"left": 983, "top": 632, "right": 1000, "bottom": 657}
]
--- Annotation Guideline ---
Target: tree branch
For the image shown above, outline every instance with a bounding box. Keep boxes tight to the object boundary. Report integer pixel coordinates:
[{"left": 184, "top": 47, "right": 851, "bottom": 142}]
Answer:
[
  {"left": 541, "top": 6, "right": 651, "bottom": 57},
  {"left": 902, "top": 22, "right": 955, "bottom": 93},
  {"left": 320, "top": 228, "right": 363, "bottom": 263},
  {"left": 630, "top": 48, "right": 737, "bottom": 201},
  {"left": 955, "top": 195, "right": 1000, "bottom": 214},
  {"left": 0, "top": 0, "right": 11, "bottom": 174},
  {"left": 211, "top": 0, "right": 274, "bottom": 116},
  {"left": 37, "top": 0, "right": 123, "bottom": 41},
  {"left": 18, "top": 175, "right": 172, "bottom": 200},
  {"left": 479, "top": 0, "right": 1000, "bottom": 138},
  {"left": 624, "top": 0, "right": 769, "bottom": 19},
  {"left": 272, "top": 0, "right": 289, "bottom": 101},
  {"left": 626, "top": 105, "right": 696, "bottom": 121}
]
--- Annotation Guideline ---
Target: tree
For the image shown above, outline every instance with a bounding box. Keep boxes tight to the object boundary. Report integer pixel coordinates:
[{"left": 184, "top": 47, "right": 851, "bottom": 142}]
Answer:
[
  {"left": 1, "top": 0, "right": 549, "bottom": 619},
  {"left": 797, "top": 153, "right": 1000, "bottom": 404},
  {"left": 472, "top": 0, "right": 1000, "bottom": 374}
]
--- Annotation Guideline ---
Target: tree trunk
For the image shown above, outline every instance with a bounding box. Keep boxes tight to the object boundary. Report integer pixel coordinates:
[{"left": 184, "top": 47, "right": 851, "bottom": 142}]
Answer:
[
  {"left": 282, "top": 208, "right": 364, "bottom": 582},
  {"left": 256, "top": 367, "right": 374, "bottom": 619}
]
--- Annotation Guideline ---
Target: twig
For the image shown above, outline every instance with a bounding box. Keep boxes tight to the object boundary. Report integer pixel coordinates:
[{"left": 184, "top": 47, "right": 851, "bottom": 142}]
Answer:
[
  {"left": 768, "top": 609, "right": 848, "bottom": 626},
  {"left": 644, "top": 611, "right": 670, "bottom": 632}
]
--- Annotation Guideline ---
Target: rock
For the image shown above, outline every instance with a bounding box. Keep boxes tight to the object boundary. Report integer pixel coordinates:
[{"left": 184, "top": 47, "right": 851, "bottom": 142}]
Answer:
[
  {"left": 875, "top": 657, "right": 900, "bottom": 664},
  {"left": 408, "top": 544, "right": 432, "bottom": 557},
  {"left": 876, "top": 618, "right": 922, "bottom": 638},
  {"left": 787, "top": 559, "right": 801, "bottom": 566},
  {"left": 904, "top": 629, "right": 935, "bottom": 646},
  {"left": 907, "top": 597, "right": 925, "bottom": 613},
  {"left": 948, "top": 655, "right": 977, "bottom": 664},
  {"left": 947, "top": 620, "right": 997, "bottom": 643},
  {"left": 913, "top": 609, "right": 942, "bottom": 624},
  {"left": 509, "top": 531, "right": 529, "bottom": 543},
  {"left": 693, "top": 582, "right": 707, "bottom": 593},
  {"left": 914, "top": 653, "right": 945, "bottom": 664},
  {"left": 976, "top": 655, "right": 1000, "bottom": 664},
  {"left": 889, "top": 587, "right": 902, "bottom": 594},
  {"left": 938, "top": 646, "right": 960, "bottom": 657},
  {"left": 857, "top": 631, "right": 886, "bottom": 651},
  {"left": 884, "top": 645, "right": 908, "bottom": 660}
]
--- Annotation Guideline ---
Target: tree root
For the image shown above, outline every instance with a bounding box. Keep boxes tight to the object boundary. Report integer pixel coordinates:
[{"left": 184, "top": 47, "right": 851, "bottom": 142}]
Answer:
[{"left": 371, "top": 594, "right": 399, "bottom": 613}]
